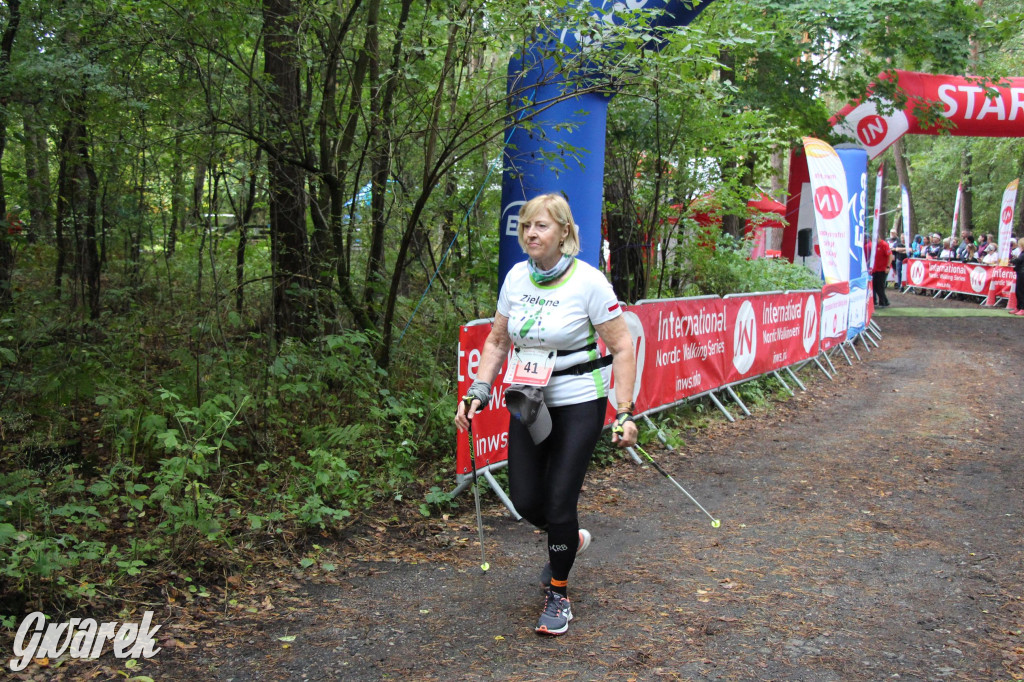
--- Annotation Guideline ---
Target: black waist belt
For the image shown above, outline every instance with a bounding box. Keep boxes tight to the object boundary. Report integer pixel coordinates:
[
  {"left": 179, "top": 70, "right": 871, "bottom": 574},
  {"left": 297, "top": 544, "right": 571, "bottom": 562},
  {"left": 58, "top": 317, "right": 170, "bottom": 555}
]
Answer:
[
  {"left": 552, "top": 355, "right": 613, "bottom": 377},
  {"left": 515, "top": 343, "right": 599, "bottom": 357},
  {"left": 556, "top": 342, "right": 597, "bottom": 356}
]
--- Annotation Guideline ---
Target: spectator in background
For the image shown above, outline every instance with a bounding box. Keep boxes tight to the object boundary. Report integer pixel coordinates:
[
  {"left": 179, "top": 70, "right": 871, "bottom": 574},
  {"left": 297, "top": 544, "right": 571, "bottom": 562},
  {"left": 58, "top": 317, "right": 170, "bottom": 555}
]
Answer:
[
  {"left": 888, "top": 229, "right": 908, "bottom": 290},
  {"left": 962, "top": 242, "right": 978, "bottom": 263},
  {"left": 872, "top": 235, "right": 893, "bottom": 307},
  {"left": 924, "top": 233, "right": 944, "bottom": 259},
  {"left": 1011, "top": 237, "right": 1021, "bottom": 259},
  {"left": 985, "top": 233, "right": 997, "bottom": 253},
  {"left": 982, "top": 243, "right": 999, "bottom": 265},
  {"left": 940, "top": 238, "right": 957, "bottom": 260},
  {"left": 911, "top": 234, "right": 925, "bottom": 258},
  {"left": 1010, "top": 237, "right": 1024, "bottom": 316},
  {"left": 956, "top": 230, "right": 974, "bottom": 259},
  {"left": 976, "top": 233, "right": 989, "bottom": 254}
]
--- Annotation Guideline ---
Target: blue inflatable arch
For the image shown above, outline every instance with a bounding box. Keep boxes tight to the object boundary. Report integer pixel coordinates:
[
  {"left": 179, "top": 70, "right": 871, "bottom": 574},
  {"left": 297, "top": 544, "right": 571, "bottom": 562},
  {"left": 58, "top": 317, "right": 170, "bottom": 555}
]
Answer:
[{"left": 498, "top": 0, "right": 715, "bottom": 286}]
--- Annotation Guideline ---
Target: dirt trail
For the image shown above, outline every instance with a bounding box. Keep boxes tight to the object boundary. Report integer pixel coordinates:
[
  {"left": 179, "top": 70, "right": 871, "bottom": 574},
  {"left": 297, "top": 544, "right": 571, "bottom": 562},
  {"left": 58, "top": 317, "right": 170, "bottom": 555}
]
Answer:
[{"left": 23, "top": 291, "right": 1024, "bottom": 681}]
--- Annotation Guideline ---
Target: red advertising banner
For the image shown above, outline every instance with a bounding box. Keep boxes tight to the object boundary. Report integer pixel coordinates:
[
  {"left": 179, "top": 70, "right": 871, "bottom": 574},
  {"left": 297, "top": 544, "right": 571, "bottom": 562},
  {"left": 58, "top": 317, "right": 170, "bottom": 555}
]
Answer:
[
  {"left": 905, "top": 258, "right": 998, "bottom": 295},
  {"left": 721, "top": 292, "right": 822, "bottom": 385},
  {"left": 820, "top": 282, "right": 850, "bottom": 351},
  {"left": 866, "top": 281, "right": 875, "bottom": 323},
  {"left": 626, "top": 297, "right": 729, "bottom": 410},
  {"left": 903, "top": 258, "right": 1018, "bottom": 309},
  {"left": 455, "top": 323, "right": 511, "bottom": 476}
]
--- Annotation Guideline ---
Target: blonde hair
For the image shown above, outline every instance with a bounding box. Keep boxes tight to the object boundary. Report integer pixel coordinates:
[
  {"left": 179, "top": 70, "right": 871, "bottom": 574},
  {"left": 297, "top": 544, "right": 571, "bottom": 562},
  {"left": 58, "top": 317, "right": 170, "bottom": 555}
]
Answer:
[{"left": 517, "top": 193, "right": 581, "bottom": 257}]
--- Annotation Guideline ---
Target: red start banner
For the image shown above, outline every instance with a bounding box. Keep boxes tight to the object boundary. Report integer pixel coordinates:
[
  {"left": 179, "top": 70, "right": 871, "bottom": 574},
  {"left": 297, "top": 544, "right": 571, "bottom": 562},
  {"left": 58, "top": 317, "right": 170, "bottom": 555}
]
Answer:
[
  {"left": 456, "top": 290, "right": 823, "bottom": 476},
  {"left": 830, "top": 70, "right": 1024, "bottom": 159}
]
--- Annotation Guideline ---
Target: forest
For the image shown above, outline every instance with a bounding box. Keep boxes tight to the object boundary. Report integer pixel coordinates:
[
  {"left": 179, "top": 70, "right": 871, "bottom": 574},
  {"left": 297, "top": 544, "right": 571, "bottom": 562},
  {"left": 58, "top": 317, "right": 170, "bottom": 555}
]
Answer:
[{"left": 0, "top": 0, "right": 1021, "bottom": 622}]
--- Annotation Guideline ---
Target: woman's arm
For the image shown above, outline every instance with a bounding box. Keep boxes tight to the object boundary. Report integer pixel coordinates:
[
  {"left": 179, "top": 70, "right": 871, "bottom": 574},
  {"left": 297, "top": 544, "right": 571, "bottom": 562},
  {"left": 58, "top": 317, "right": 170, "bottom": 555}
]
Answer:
[
  {"left": 455, "top": 314, "right": 512, "bottom": 431},
  {"left": 594, "top": 315, "right": 638, "bottom": 448}
]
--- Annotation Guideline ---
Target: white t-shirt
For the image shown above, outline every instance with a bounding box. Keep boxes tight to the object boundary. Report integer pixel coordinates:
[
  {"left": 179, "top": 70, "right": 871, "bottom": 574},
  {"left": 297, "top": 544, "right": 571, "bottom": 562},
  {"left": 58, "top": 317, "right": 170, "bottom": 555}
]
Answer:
[{"left": 496, "top": 259, "right": 621, "bottom": 406}]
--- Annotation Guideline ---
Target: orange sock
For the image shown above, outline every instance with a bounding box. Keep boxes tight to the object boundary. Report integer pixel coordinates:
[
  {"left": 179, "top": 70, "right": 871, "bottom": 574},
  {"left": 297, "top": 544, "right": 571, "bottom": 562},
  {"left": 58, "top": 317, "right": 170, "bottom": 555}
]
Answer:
[{"left": 549, "top": 578, "right": 568, "bottom": 597}]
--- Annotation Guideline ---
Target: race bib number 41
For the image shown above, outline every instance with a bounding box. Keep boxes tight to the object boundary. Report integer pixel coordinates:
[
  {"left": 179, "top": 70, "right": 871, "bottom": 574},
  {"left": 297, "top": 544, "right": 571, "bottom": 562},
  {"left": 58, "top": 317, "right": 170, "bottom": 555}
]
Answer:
[{"left": 503, "top": 347, "right": 556, "bottom": 386}]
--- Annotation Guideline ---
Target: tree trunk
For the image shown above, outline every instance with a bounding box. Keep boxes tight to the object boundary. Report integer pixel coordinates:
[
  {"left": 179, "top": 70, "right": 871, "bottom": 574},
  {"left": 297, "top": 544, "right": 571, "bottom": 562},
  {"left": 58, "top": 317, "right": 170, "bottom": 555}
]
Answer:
[
  {"left": 363, "top": 0, "right": 412, "bottom": 319},
  {"left": 190, "top": 161, "right": 207, "bottom": 232},
  {"left": 891, "top": 138, "right": 916, "bottom": 238},
  {"left": 264, "top": 0, "right": 311, "bottom": 338},
  {"left": 83, "top": 148, "right": 101, "bottom": 318},
  {"left": 874, "top": 161, "right": 887, "bottom": 237},
  {"left": 721, "top": 156, "right": 756, "bottom": 239},
  {"left": 769, "top": 151, "right": 786, "bottom": 203},
  {"left": 960, "top": 145, "right": 973, "bottom": 235},
  {"left": 55, "top": 106, "right": 98, "bottom": 315},
  {"left": 1015, "top": 148, "right": 1024, "bottom": 237},
  {"left": 23, "top": 116, "right": 51, "bottom": 242},
  {"left": 235, "top": 148, "right": 262, "bottom": 314},
  {"left": 0, "top": 0, "right": 22, "bottom": 306},
  {"left": 605, "top": 174, "right": 646, "bottom": 304},
  {"left": 168, "top": 132, "right": 184, "bottom": 256}
]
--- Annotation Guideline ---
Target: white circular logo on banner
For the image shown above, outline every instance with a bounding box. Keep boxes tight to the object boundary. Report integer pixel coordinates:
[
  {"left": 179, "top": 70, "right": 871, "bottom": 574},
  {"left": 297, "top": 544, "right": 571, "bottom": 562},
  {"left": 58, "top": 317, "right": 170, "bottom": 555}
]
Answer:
[
  {"left": 732, "top": 300, "right": 757, "bottom": 375},
  {"left": 970, "top": 266, "right": 988, "bottom": 293},
  {"left": 802, "top": 295, "right": 817, "bottom": 353},
  {"left": 909, "top": 260, "right": 925, "bottom": 285}
]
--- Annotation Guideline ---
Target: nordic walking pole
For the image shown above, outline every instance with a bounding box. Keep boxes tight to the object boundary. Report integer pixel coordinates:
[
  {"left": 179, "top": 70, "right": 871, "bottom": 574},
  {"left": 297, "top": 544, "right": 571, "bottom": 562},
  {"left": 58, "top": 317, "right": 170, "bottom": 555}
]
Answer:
[
  {"left": 463, "top": 397, "right": 490, "bottom": 572},
  {"left": 615, "top": 422, "right": 720, "bottom": 528}
]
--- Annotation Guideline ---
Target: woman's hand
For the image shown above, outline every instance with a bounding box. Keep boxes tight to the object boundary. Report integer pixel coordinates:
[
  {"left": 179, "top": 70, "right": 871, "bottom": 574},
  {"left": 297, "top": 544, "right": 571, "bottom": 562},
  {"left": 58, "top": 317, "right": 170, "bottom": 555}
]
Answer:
[
  {"left": 611, "top": 415, "right": 638, "bottom": 448},
  {"left": 455, "top": 397, "right": 482, "bottom": 432}
]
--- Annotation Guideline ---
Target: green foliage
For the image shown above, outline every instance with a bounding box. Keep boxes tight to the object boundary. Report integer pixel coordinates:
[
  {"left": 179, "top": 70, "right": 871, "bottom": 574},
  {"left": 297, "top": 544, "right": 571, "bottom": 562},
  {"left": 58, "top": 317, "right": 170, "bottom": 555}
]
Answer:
[
  {"left": 0, "top": 313, "right": 458, "bottom": 619},
  {"left": 420, "top": 486, "right": 453, "bottom": 517},
  {"left": 671, "top": 227, "right": 820, "bottom": 298}
]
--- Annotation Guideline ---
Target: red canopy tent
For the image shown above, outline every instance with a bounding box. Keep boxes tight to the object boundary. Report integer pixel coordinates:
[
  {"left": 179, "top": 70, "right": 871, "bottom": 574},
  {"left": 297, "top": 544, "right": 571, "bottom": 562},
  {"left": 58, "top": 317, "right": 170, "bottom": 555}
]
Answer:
[{"left": 671, "top": 192, "right": 787, "bottom": 258}]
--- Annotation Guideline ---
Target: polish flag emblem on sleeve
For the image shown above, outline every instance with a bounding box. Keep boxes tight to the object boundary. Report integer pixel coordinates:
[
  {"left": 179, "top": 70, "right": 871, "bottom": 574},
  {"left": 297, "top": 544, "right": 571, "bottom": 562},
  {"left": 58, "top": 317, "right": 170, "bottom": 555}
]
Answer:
[{"left": 608, "top": 303, "right": 621, "bottom": 313}]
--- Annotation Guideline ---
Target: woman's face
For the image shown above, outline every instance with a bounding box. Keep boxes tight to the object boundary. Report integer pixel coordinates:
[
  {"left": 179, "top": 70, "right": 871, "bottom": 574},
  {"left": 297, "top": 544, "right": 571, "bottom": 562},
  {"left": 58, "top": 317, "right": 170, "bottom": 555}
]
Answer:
[{"left": 521, "top": 208, "right": 568, "bottom": 268}]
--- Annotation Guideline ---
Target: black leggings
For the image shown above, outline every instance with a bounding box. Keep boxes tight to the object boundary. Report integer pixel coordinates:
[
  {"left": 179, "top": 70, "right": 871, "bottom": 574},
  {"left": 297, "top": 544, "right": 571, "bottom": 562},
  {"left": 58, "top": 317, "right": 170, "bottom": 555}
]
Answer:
[{"left": 507, "top": 397, "right": 606, "bottom": 584}]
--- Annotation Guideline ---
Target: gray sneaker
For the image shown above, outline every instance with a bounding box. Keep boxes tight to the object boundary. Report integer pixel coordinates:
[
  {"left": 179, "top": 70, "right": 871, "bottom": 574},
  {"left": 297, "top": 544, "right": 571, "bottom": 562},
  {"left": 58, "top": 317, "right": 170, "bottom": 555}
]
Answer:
[
  {"left": 539, "top": 529, "right": 592, "bottom": 590},
  {"left": 535, "top": 588, "right": 573, "bottom": 635}
]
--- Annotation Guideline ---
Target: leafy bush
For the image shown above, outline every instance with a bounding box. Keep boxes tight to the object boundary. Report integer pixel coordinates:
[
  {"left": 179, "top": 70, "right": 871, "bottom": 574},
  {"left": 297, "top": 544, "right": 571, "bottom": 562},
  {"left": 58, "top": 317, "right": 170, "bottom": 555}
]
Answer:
[{"left": 673, "top": 227, "right": 820, "bottom": 297}]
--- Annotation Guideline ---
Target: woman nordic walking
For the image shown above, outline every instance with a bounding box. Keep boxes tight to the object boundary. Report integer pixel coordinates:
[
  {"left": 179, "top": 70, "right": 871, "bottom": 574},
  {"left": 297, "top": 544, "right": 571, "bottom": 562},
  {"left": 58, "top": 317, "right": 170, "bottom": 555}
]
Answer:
[{"left": 455, "top": 192, "right": 638, "bottom": 635}]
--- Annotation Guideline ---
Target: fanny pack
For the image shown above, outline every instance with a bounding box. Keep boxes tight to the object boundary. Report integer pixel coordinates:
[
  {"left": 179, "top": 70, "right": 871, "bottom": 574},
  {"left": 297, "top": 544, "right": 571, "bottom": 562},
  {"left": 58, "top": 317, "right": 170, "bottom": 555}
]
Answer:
[{"left": 504, "top": 384, "right": 552, "bottom": 444}]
